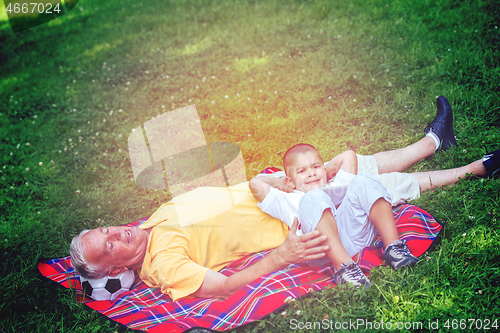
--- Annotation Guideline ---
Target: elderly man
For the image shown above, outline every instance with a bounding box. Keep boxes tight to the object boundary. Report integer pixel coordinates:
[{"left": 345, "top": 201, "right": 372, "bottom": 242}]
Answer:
[
  {"left": 70, "top": 182, "right": 327, "bottom": 301},
  {"left": 70, "top": 96, "right": 499, "bottom": 301}
]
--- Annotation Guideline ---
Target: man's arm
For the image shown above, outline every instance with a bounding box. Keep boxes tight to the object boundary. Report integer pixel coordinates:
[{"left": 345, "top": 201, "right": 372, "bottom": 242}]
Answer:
[
  {"left": 249, "top": 175, "right": 294, "bottom": 202},
  {"left": 193, "top": 218, "right": 329, "bottom": 299},
  {"left": 325, "top": 150, "right": 358, "bottom": 181}
]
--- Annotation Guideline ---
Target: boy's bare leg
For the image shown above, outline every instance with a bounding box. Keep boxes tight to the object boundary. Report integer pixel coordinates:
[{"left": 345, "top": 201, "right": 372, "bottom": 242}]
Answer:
[
  {"left": 412, "top": 159, "right": 487, "bottom": 191},
  {"left": 372, "top": 136, "right": 436, "bottom": 174},
  {"left": 368, "top": 198, "right": 399, "bottom": 248},
  {"left": 314, "top": 209, "right": 353, "bottom": 270}
]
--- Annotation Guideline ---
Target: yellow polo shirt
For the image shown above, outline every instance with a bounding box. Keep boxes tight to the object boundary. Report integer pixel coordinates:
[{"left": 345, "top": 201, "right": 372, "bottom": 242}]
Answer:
[{"left": 138, "top": 182, "right": 288, "bottom": 301}]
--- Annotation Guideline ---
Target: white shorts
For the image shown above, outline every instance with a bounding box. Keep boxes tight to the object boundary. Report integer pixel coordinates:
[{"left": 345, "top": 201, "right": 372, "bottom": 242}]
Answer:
[
  {"left": 298, "top": 174, "right": 392, "bottom": 259},
  {"left": 357, "top": 154, "right": 420, "bottom": 206}
]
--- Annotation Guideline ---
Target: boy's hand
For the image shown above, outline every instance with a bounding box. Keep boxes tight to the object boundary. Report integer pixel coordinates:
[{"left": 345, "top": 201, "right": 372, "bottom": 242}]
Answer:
[
  {"left": 325, "top": 150, "right": 358, "bottom": 181},
  {"left": 249, "top": 176, "right": 293, "bottom": 202},
  {"left": 275, "top": 217, "right": 329, "bottom": 266}
]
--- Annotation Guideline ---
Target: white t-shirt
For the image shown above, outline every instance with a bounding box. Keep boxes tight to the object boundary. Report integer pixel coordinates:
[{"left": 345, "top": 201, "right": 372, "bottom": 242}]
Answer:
[{"left": 257, "top": 169, "right": 355, "bottom": 235}]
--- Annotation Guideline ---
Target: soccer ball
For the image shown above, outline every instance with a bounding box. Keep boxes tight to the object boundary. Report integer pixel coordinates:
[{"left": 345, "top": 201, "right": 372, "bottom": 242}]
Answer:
[{"left": 80, "top": 270, "right": 135, "bottom": 301}]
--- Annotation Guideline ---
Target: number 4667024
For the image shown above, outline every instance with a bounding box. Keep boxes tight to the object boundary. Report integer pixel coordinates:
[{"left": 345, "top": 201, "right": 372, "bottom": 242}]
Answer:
[
  {"left": 5, "top": 2, "right": 62, "bottom": 14},
  {"left": 443, "top": 318, "right": 498, "bottom": 330}
]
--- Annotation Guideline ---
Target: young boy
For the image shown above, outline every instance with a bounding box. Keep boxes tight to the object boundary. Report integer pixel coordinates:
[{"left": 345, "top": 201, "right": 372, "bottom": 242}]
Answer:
[{"left": 249, "top": 144, "right": 419, "bottom": 287}]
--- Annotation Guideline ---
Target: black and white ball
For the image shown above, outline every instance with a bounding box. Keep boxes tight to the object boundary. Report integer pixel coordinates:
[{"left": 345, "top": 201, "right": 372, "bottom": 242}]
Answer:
[{"left": 80, "top": 270, "right": 135, "bottom": 301}]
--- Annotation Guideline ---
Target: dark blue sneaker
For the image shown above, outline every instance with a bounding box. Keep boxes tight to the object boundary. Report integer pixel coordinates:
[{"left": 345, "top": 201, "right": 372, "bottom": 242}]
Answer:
[
  {"left": 334, "top": 260, "right": 371, "bottom": 287},
  {"left": 483, "top": 148, "right": 500, "bottom": 177},
  {"left": 384, "top": 239, "right": 419, "bottom": 271},
  {"left": 424, "top": 96, "right": 457, "bottom": 151}
]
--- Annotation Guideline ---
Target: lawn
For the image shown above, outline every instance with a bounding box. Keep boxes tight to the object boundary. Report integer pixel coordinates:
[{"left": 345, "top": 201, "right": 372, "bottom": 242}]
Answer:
[{"left": 0, "top": 0, "right": 499, "bottom": 332}]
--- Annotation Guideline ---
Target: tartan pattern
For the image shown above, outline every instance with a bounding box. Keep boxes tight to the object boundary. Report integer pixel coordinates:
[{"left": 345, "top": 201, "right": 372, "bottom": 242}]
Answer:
[{"left": 38, "top": 204, "right": 442, "bottom": 332}]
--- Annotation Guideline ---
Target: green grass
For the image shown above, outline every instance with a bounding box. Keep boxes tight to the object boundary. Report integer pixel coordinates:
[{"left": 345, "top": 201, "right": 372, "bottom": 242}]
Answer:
[{"left": 1, "top": 0, "right": 499, "bottom": 331}]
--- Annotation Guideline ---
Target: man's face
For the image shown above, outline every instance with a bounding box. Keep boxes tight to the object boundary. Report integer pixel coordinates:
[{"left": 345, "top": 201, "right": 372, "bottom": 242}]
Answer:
[
  {"left": 286, "top": 150, "right": 327, "bottom": 192},
  {"left": 81, "top": 226, "right": 149, "bottom": 275}
]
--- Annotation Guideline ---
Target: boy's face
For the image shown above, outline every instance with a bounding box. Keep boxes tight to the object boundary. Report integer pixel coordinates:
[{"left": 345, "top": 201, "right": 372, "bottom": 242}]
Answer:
[{"left": 285, "top": 150, "right": 327, "bottom": 192}]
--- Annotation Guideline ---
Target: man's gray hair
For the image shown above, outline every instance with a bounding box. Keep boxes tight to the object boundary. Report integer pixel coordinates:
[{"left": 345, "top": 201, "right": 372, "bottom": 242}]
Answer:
[{"left": 70, "top": 229, "right": 109, "bottom": 279}]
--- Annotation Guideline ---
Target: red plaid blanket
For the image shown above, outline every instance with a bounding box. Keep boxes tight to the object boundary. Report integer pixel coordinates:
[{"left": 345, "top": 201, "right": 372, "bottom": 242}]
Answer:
[{"left": 38, "top": 204, "right": 442, "bottom": 332}]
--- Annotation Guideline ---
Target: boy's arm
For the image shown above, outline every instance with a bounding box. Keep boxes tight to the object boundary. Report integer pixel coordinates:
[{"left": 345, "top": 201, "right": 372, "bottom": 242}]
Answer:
[
  {"left": 249, "top": 176, "right": 294, "bottom": 202},
  {"left": 325, "top": 150, "right": 358, "bottom": 181}
]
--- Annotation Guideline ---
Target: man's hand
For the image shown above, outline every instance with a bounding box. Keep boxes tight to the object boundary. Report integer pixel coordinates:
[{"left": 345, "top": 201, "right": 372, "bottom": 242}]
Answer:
[
  {"left": 274, "top": 217, "right": 329, "bottom": 267},
  {"left": 193, "top": 217, "right": 329, "bottom": 300}
]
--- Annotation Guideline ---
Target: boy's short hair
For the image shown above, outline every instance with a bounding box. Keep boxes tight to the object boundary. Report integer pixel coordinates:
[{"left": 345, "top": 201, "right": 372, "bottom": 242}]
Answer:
[{"left": 283, "top": 143, "right": 322, "bottom": 175}]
